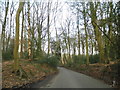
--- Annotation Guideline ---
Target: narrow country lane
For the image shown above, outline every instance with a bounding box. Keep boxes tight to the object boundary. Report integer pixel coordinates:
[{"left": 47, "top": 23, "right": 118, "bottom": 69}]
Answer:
[{"left": 33, "top": 67, "right": 111, "bottom": 88}]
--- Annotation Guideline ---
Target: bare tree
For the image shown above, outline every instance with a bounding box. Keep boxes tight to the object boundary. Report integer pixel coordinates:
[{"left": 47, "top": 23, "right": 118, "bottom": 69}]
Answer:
[{"left": 2, "top": 1, "right": 9, "bottom": 53}]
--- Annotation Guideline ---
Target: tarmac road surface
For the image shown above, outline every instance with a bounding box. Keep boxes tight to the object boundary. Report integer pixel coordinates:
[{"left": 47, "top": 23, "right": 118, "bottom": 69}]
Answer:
[{"left": 33, "top": 67, "right": 111, "bottom": 88}]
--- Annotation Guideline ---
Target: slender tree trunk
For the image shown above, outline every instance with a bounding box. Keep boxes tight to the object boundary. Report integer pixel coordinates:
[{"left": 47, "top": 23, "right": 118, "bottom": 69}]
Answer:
[
  {"left": 64, "top": 36, "right": 68, "bottom": 57},
  {"left": 2, "top": 1, "right": 9, "bottom": 53},
  {"left": 20, "top": 9, "right": 24, "bottom": 59},
  {"left": 68, "top": 26, "right": 70, "bottom": 59},
  {"left": 14, "top": 1, "right": 24, "bottom": 72},
  {"left": 47, "top": 2, "right": 50, "bottom": 55},
  {"left": 77, "top": 13, "right": 81, "bottom": 56},
  {"left": 0, "top": 34, "right": 2, "bottom": 61},
  {"left": 6, "top": 11, "right": 12, "bottom": 51},
  {"left": 27, "top": 1, "right": 32, "bottom": 60},
  {"left": 83, "top": 4, "right": 89, "bottom": 65},
  {"left": 23, "top": 7, "right": 27, "bottom": 59},
  {"left": 37, "top": 21, "right": 43, "bottom": 59},
  {"left": 90, "top": 2, "right": 104, "bottom": 63},
  {"left": 91, "top": 38, "right": 94, "bottom": 55},
  {"left": 73, "top": 42, "right": 76, "bottom": 55},
  {"left": 81, "top": 39, "right": 85, "bottom": 54},
  {"left": 107, "top": 2, "right": 113, "bottom": 62},
  {"left": 0, "top": 34, "right": 2, "bottom": 90},
  {"left": 31, "top": 6, "right": 35, "bottom": 59},
  {"left": 85, "top": 26, "right": 89, "bottom": 65}
]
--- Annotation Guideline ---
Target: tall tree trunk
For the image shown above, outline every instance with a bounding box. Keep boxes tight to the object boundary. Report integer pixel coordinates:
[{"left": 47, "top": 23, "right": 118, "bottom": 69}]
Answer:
[
  {"left": 20, "top": 9, "right": 24, "bottom": 59},
  {"left": 0, "top": 34, "right": 2, "bottom": 90},
  {"left": 31, "top": 6, "right": 35, "bottom": 59},
  {"left": 68, "top": 25, "right": 70, "bottom": 59},
  {"left": 2, "top": 1, "right": 9, "bottom": 53},
  {"left": 77, "top": 11, "right": 81, "bottom": 55},
  {"left": 14, "top": 1, "right": 24, "bottom": 72},
  {"left": 37, "top": 20, "right": 43, "bottom": 59},
  {"left": 107, "top": 2, "right": 113, "bottom": 62},
  {"left": 27, "top": 1, "right": 31, "bottom": 60},
  {"left": 81, "top": 38, "right": 85, "bottom": 54},
  {"left": 6, "top": 11, "right": 12, "bottom": 51},
  {"left": 47, "top": 2, "right": 50, "bottom": 55},
  {"left": 73, "top": 42, "right": 76, "bottom": 55},
  {"left": 0, "top": 34, "right": 2, "bottom": 61},
  {"left": 85, "top": 24, "right": 89, "bottom": 65},
  {"left": 83, "top": 4, "right": 89, "bottom": 65},
  {"left": 90, "top": 2, "right": 104, "bottom": 63},
  {"left": 6, "top": 2, "right": 14, "bottom": 52},
  {"left": 91, "top": 37, "right": 94, "bottom": 55}
]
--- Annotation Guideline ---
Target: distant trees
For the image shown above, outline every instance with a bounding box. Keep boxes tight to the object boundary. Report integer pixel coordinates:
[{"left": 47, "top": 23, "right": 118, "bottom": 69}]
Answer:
[
  {"left": 64, "top": 1, "right": 120, "bottom": 65},
  {"left": 2, "top": 1, "right": 9, "bottom": 56},
  {"left": 1, "top": 0, "right": 119, "bottom": 67}
]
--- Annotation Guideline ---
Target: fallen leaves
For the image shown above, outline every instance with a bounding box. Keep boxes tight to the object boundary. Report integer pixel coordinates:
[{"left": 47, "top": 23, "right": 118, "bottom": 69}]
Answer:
[{"left": 2, "top": 60, "right": 57, "bottom": 88}]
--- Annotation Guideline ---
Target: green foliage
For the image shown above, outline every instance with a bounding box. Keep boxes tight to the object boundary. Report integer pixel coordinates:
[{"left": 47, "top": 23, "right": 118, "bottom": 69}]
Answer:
[
  {"left": 65, "top": 54, "right": 100, "bottom": 67},
  {"left": 80, "top": 55, "right": 87, "bottom": 64},
  {"left": 23, "top": 51, "right": 29, "bottom": 59},
  {"left": 34, "top": 55, "right": 59, "bottom": 68},
  {"left": 72, "top": 55, "right": 86, "bottom": 64},
  {"left": 65, "top": 55, "right": 87, "bottom": 68},
  {"left": 41, "top": 68, "right": 50, "bottom": 74},
  {"left": 43, "top": 55, "right": 59, "bottom": 68},
  {"left": 72, "top": 55, "right": 80, "bottom": 64},
  {"left": 33, "top": 50, "right": 46, "bottom": 60},
  {"left": 2, "top": 50, "right": 13, "bottom": 60},
  {"left": 89, "top": 54, "right": 100, "bottom": 64},
  {"left": 66, "top": 60, "right": 73, "bottom": 67}
]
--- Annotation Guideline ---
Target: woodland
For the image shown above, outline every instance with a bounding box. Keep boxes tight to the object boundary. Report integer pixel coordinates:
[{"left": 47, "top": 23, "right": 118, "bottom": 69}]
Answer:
[{"left": 0, "top": 0, "right": 120, "bottom": 88}]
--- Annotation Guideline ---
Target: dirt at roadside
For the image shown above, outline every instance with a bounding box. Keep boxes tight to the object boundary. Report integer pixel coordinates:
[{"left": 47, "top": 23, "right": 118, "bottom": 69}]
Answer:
[{"left": 2, "top": 60, "right": 58, "bottom": 88}]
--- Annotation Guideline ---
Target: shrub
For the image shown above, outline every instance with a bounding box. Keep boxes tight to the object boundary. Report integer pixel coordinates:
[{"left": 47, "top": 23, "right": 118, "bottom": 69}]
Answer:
[
  {"left": 39, "top": 55, "right": 59, "bottom": 68},
  {"left": 80, "top": 55, "right": 87, "bottom": 64},
  {"left": 72, "top": 55, "right": 80, "bottom": 64},
  {"left": 23, "top": 51, "right": 29, "bottom": 59},
  {"left": 72, "top": 55, "right": 86, "bottom": 64},
  {"left": 66, "top": 60, "right": 73, "bottom": 67},
  {"left": 89, "top": 54, "right": 100, "bottom": 64},
  {"left": 2, "top": 50, "right": 13, "bottom": 60},
  {"left": 65, "top": 54, "right": 99, "bottom": 67}
]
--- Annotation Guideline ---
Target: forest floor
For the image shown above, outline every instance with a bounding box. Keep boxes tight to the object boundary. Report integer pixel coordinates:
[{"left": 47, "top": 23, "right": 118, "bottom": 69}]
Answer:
[
  {"left": 64, "top": 61, "right": 120, "bottom": 88},
  {"left": 2, "top": 60, "right": 58, "bottom": 88}
]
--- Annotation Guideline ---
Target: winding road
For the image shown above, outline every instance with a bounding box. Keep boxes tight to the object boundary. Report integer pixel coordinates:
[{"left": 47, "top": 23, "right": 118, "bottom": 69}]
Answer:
[{"left": 33, "top": 67, "right": 111, "bottom": 88}]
